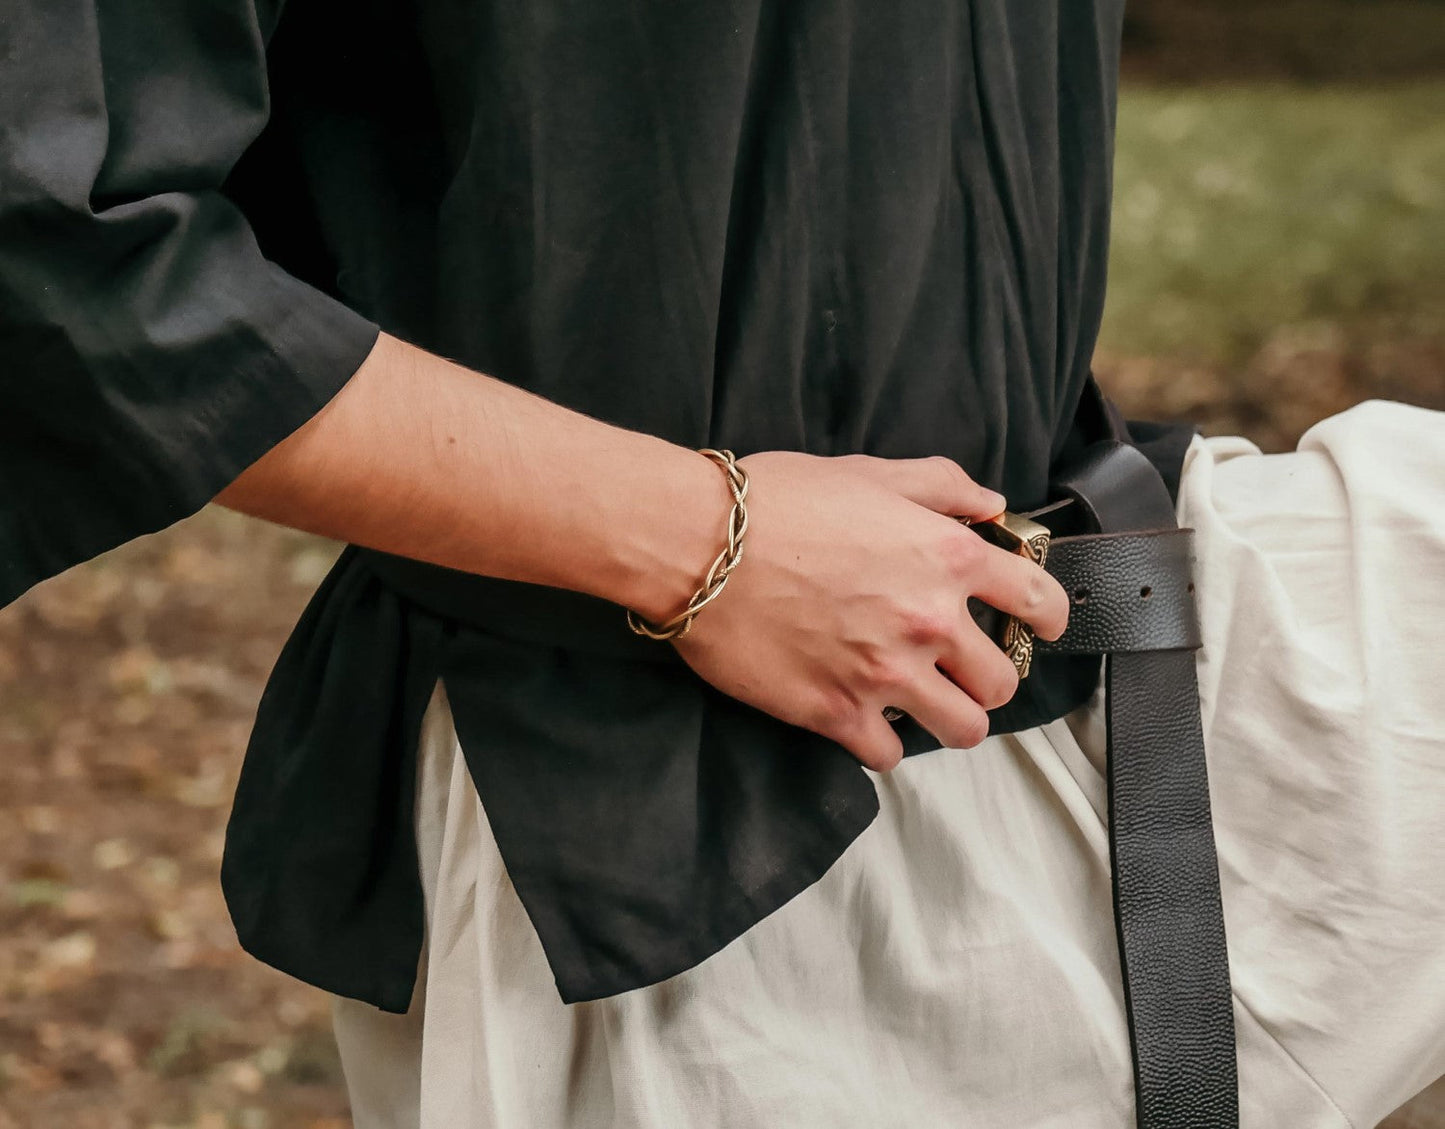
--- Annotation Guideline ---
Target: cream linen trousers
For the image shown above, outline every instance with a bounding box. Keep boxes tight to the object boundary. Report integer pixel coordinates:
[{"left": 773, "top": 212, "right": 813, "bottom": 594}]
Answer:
[{"left": 332, "top": 401, "right": 1445, "bottom": 1129}]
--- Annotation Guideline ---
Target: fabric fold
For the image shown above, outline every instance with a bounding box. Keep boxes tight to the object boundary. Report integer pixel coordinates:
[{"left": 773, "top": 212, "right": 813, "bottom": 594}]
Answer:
[
  {"left": 222, "top": 547, "right": 444, "bottom": 1013},
  {"left": 228, "top": 544, "right": 886, "bottom": 1011}
]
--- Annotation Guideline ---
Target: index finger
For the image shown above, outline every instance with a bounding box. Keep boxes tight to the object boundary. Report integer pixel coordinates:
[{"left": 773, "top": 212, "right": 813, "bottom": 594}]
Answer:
[{"left": 964, "top": 536, "right": 1069, "bottom": 642}]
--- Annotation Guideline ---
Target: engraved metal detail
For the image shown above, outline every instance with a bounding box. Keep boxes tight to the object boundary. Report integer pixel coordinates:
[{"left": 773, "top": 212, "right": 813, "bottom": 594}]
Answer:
[{"left": 970, "top": 513, "right": 1052, "bottom": 680}]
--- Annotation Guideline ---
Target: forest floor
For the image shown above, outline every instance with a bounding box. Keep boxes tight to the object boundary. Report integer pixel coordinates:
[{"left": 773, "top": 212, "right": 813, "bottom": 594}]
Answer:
[{"left": 2, "top": 66, "right": 1443, "bottom": 1129}]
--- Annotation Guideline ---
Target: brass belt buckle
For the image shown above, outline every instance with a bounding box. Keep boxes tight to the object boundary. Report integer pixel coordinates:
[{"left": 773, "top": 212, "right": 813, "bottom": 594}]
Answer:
[{"left": 964, "top": 511, "right": 1052, "bottom": 679}]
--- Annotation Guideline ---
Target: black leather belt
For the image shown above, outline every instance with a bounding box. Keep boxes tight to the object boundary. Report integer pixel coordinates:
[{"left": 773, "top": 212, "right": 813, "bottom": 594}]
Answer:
[{"left": 975, "top": 439, "right": 1240, "bottom": 1128}]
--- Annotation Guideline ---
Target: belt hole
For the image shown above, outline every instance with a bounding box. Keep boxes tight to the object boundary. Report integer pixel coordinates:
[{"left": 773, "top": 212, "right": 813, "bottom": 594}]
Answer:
[
  {"left": 1072, "top": 587, "right": 1090, "bottom": 605},
  {"left": 1187, "top": 582, "right": 1195, "bottom": 594},
  {"left": 1139, "top": 585, "right": 1152, "bottom": 600}
]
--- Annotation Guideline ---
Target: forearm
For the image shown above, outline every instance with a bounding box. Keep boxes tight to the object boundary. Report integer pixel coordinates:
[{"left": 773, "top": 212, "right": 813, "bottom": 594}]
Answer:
[{"left": 215, "top": 332, "right": 731, "bottom": 623}]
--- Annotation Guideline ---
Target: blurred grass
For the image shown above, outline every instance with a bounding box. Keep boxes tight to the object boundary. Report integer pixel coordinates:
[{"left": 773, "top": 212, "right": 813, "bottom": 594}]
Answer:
[{"left": 1102, "top": 81, "right": 1445, "bottom": 365}]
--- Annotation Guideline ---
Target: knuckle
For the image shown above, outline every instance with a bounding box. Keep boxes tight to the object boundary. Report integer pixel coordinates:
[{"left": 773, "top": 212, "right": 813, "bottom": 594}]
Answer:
[
  {"left": 808, "top": 686, "right": 858, "bottom": 736},
  {"left": 940, "top": 527, "right": 984, "bottom": 579},
  {"left": 833, "top": 452, "right": 874, "bottom": 474},
  {"left": 953, "top": 711, "right": 991, "bottom": 749},
  {"left": 938, "top": 709, "right": 989, "bottom": 750},
  {"left": 857, "top": 644, "right": 910, "bottom": 694},
  {"left": 1018, "top": 566, "right": 1067, "bottom": 625},
  {"left": 824, "top": 706, "right": 902, "bottom": 772},
  {"left": 899, "top": 605, "right": 951, "bottom": 648},
  {"left": 1022, "top": 567, "right": 1051, "bottom": 612},
  {"left": 929, "top": 455, "right": 971, "bottom": 495},
  {"left": 976, "top": 660, "right": 1020, "bottom": 710},
  {"left": 866, "top": 742, "right": 904, "bottom": 773},
  {"left": 870, "top": 658, "right": 912, "bottom": 695},
  {"left": 822, "top": 712, "right": 858, "bottom": 750}
]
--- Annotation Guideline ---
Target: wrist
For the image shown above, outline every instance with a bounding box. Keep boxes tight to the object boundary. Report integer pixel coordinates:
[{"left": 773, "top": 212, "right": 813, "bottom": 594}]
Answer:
[{"left": 602, "top": 440, "right": 738, "bottom": 625}]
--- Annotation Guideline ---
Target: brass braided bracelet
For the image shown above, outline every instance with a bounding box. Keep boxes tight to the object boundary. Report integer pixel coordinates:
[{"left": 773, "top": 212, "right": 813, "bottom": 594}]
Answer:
[{"left": 625, "top": 448, "right": 750, "bottom": 641}]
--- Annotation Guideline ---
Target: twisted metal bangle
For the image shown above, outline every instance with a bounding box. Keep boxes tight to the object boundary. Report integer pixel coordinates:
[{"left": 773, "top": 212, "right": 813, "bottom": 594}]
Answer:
[{"left": 626, "top": 448, "right": 750, "bottom": 641}]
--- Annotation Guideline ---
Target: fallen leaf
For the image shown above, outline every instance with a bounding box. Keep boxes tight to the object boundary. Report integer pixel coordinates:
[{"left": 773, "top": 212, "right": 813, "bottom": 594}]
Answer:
[
  {"left": 148, "top": 910, "right": 193, "bottom": 943},
  {"left": 41, "top": 931, "right": 97, "bottom": 969},
  {"left": 60, "top": 889, "right": 104, "bottom": 921},
  {"left": 93, "top": 1031, "right": 136, "bottom": 1074},
  {"left": 223, "top": 1060, "right": 265, "bottom": 1095},
  {"left": 93, "top": 839, "right": 137, "bottom": 871},
  {"left": 8, "top": 879, "right": 70, "bottom": 909},
  {"left": 20, "top": 806, "right": 61, "bottom": 834}
]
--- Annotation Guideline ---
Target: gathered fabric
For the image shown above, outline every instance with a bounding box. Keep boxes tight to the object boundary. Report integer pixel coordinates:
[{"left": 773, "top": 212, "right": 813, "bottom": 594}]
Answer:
[{"left": 334, "top": 402, "right": 1445, "bottom": 1129}]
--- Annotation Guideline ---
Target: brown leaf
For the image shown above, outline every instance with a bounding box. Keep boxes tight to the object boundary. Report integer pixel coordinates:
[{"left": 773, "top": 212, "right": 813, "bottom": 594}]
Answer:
[{"left": 40, "top": 931, "right": 97, "bottom": 970}]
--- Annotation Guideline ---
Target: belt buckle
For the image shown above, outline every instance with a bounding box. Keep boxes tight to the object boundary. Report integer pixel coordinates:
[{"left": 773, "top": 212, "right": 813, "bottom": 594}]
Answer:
[{"left": 965, "top": 511, "right": 1052, "bottom": 679}]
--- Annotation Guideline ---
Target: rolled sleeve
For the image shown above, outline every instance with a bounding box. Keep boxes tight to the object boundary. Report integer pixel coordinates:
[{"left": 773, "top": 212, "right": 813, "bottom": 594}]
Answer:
[{"left": 0, "top": 0, "right": 380, "bottom": 605}]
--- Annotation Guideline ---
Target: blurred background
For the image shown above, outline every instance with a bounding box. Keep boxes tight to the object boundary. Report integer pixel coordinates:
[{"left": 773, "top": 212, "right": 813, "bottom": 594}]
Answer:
[{"left": 1, "top": 2, "right": 1442, "bottom": 1127}]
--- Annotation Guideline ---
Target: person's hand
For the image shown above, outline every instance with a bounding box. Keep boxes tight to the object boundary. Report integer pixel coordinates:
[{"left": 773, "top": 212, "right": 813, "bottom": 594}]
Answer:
[{"left": 669, "top": 451, "right": 1068, "bottom": 772}]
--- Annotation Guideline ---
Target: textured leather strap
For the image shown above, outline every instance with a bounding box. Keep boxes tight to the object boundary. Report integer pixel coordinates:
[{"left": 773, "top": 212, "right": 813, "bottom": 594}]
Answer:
[
  {"left": 1038, "top": 530, "right": 1201, "bottom": 656},
  {"left": 1054, "top": 442, "right": 1240, "bottom": 1129}
]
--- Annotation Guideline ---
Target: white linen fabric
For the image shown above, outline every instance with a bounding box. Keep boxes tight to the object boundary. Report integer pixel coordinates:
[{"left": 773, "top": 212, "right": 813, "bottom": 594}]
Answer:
[{"left": 332, "top": 401, "right": 1445, "bottom": 1129}]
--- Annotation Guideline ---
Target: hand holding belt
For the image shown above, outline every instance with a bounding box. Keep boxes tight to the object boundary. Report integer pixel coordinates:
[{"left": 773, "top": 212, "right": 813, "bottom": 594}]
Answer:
[
  {"left": 235, "top": 400, "right": 1239, "bottom": 1127},
  {"left": 359, "top": 438, "right": 1242, "bottom": 1128},
  {"left": 968, "top": 508, "right": 1200, "bottom": 676},
  {"left": 958, "top": 442, "right": 1240, "bottom": 1129}
]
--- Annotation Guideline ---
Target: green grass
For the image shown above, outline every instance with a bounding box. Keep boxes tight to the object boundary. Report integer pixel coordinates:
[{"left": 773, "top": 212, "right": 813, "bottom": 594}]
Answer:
[{"left": 1099, "top": 82, "right": 1445, "bottom": 364}]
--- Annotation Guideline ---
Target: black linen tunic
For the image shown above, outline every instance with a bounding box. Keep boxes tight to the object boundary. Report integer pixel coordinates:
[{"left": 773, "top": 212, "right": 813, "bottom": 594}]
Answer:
[{"left": 1, "top": 0, "right": 1192, "bottom": 1012}]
